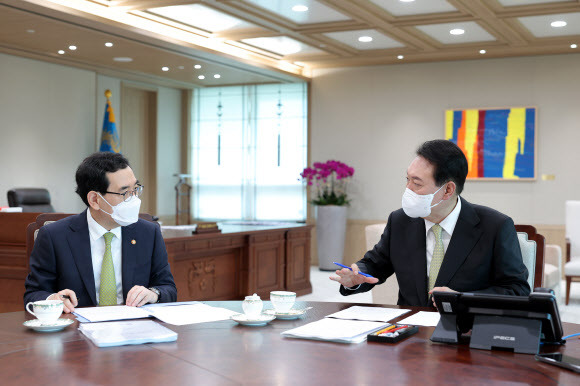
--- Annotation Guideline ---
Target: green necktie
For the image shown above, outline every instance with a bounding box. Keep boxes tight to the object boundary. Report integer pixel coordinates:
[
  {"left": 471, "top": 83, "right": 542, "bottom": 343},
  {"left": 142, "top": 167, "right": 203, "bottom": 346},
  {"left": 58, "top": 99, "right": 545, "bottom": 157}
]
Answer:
[
  {"left": 99, "top": 232, "right": 117, "bottom": 306},
  {"left": 428, "top": 224, "right": 445, "bottom": 292}
]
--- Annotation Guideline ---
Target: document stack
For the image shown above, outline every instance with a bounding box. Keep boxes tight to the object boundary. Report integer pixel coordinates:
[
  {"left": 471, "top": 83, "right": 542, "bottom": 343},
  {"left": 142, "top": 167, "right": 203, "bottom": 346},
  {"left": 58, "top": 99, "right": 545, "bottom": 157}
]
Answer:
[{"left": 79, "top": 320, "right": 177, "bottom": 347}]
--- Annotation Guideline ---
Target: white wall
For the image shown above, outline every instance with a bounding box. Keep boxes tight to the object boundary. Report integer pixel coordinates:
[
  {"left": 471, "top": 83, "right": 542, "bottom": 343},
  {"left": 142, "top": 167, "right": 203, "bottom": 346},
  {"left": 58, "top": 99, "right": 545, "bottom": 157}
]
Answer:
[
  {"left": 311, "top": 54, "right": 580, "bottom": 225},
  {"left": 0, "top": 53, "right": 182, "bottom": 220}
]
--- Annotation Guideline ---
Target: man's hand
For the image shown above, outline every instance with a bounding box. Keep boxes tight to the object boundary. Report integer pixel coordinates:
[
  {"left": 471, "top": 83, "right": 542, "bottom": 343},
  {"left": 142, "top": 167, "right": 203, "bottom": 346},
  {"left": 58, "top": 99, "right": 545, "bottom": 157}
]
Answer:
[
  {"left": 329, "top": 263, "right": 379, "bottom": 289},
  {"left": 429, "top": 286, "right": 457, "bottom": 307},
  {"left": 126, "top": 285, "right": 158, "bottom": 307},
  {"left": 48, "top": 289, "right": 78, "bottom": 313}
]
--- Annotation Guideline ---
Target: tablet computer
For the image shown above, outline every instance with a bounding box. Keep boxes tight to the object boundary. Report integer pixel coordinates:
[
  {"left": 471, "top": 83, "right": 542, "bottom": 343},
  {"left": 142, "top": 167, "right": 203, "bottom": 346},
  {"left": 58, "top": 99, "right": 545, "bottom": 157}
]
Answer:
[{"left": 535, "top": 353, "right": 580, "bottom": 373}]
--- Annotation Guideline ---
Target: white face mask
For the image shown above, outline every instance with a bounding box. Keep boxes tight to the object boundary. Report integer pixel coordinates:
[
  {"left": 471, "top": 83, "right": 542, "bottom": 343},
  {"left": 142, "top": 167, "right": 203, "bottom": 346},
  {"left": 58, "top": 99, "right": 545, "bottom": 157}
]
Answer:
[
  {"left": 401, "top": 184, "right": 445, "bottom": 218},
  {"left": 98, "top": 193, "right": 141, "bottom": 226}
]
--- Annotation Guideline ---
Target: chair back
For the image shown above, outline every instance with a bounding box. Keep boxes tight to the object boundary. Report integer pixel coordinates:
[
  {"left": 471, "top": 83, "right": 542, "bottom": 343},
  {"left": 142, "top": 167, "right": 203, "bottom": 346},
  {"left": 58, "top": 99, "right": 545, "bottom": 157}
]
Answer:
[
  {"left": 7, "top": 188, "right": 55, "bottom": 213},
  {"left": 565, "top": 200, "right": 580, "bottom": 260},
  {"left": 365, "top": 223, "right": 399, "bottom": 305},
  {"left": 515, "top": 225, "right": 545, "bottom": 289}
]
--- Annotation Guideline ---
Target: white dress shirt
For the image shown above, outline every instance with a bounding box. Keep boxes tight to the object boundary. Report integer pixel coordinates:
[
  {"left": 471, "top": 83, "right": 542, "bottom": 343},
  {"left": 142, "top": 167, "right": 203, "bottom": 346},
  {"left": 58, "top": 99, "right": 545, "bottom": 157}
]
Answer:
[
  {"left": 87, "top": 210, "right": 124, "bottom": 304},
  {"left": 423, "top": 197, "right": 462, "bottom": 280}
]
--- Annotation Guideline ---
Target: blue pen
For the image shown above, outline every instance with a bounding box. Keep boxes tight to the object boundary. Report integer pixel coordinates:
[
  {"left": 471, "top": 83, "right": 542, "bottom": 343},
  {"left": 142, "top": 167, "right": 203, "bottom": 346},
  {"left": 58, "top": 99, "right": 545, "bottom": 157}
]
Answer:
[{"left": 333, "top": 262, "right": 376, "bottom": 278}]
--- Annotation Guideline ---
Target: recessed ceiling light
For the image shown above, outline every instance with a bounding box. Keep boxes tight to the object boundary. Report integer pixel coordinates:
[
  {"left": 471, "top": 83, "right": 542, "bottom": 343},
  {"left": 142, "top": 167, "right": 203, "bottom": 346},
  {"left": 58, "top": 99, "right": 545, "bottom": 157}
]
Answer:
[
  {"left": 292, "top": 5, "right": 308, "bottom": 12},
  {"left": 214, "top": 74, "right": 221, "bottom": 78},
  {"left": 400, "top": 0, "right": 415, "bottom": 2},
  {"left": 194, "top": 64, "right": 202, "bottom": 69},
  {"left": 68, "top": 45, "right": 77, "bottom": 50},
  {"left": 105, "top": 42, "right": 113, "bottom": 47},
  {"left": 397, "top": 55, "right": 404, "bottom": 60},
  {"left": 551, "top": 21, "right": 567, "bottom": 28},
  {"left": 26, "top": 29, "right": 35, "bottom": 34},
  {"left": 450, "top": 29, "right": 465, "bottom": 35},
  {"left": 358, "top": 36, "right": 373, "bottom": 43},
  {"left": 319, "top": 44, "right": 326, "bottom": 48},
  {"left": 178, "top": 66, "right": 185, "bottom": 69},
  {"left": 162, "top": 67, "right": 169, "bottom": 71},
  {"left": 113, "top": 57, "right": 133, "bottom": 62},
  {"left": 198, "top": 75, "right": 205, "bottom": 80},
  {"left": 571, "top": 44, "right": 578, "bottom": 49},
  {"left": 58, "top": 50, "right": 65, "bottom": 55},
  {"left": 479, "top": 49, "right": 486, "bottom": 54}
]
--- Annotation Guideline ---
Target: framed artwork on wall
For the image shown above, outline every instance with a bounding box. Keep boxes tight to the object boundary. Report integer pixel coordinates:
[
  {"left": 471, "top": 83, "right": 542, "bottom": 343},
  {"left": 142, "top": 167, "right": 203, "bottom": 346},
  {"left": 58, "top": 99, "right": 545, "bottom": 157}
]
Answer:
[{"left": 445, "top": 107, "right": 537, "bottom": 180}]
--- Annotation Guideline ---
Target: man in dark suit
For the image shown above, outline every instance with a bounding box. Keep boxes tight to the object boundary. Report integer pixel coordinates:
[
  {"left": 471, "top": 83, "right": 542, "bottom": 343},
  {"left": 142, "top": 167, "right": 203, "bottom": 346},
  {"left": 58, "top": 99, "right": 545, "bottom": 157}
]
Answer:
[
  {"left": 331, "top": 140, "right": 530, "bottom": 307},
  {"left": 24, "top": 152, "right": 176, "bottom": 313}
]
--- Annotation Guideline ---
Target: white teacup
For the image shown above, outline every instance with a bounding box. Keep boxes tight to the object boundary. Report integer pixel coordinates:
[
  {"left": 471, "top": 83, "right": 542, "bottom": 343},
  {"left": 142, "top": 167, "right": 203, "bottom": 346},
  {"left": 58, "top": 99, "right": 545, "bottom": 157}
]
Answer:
[
  {"left": 270, "top": 291, "right": 296, "bottom": 313},
  {"left": 26, "top": 300, "right": 64, "bottom": 325}
]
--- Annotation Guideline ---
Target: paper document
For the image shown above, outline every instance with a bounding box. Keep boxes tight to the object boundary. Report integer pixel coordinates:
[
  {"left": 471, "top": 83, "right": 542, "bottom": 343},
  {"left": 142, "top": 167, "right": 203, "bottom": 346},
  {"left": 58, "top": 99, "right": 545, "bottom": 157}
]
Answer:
[
  {"left": 281, "top": 318, "right": 387, "bottom": 344},
  {"left": 79, "top": 320, "right": 177, "bottom": 347},
  {"left": 146, "top": 303, "right": 238, "bottom": 326},
  {"left": 326, "top": 306, "right": 410, "bottom": 323},
  {"left": 74, "top": 305, "right": 151, "bottom": 323},
  {"left": 398, "top": 311, "right": 441, "bottom": 327}
]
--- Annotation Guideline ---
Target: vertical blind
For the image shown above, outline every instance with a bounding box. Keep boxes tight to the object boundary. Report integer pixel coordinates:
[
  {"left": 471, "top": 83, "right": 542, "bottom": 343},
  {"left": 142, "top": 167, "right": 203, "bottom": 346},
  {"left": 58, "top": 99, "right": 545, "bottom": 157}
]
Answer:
[{"left": 192, "top": 83, "right": 307, "bottom": 221}]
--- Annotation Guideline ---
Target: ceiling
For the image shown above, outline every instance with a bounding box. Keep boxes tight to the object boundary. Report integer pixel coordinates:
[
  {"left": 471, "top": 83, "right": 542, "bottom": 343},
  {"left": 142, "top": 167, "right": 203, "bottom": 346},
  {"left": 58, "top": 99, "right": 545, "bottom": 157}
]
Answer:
[{"left": 2, "top": 0, "right": 580, "bottom": 87}]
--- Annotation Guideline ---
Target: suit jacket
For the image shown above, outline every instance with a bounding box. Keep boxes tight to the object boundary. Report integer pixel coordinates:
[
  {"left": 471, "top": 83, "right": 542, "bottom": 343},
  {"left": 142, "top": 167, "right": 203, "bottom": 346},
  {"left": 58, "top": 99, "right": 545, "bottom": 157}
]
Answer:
[
  {"left": 24, "top": 210, "right": 177, "bottom": 307},
  {"left": 340, "top": 197, "right": 530, "bottom": 307}
]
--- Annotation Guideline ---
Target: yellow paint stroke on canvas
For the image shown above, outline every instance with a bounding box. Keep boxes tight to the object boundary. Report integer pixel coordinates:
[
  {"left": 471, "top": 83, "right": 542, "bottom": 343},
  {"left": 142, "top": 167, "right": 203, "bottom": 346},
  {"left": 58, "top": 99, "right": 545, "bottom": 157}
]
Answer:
[
  {"left": 503, "top": 108, "right": 526, "bottom": 179},
  {"left": 464, "top": 110, "right": 479, "bottom": 177},
  {"left": 445, "top": 110, "right": 454, "bottom": 140}
]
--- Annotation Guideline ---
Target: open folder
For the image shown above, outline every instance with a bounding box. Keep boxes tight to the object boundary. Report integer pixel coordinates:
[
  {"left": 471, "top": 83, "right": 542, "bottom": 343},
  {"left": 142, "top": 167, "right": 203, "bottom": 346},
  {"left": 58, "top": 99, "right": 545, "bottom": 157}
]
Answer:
[{"left": 79, "top": 320, "right": 177, "bottom": 347}]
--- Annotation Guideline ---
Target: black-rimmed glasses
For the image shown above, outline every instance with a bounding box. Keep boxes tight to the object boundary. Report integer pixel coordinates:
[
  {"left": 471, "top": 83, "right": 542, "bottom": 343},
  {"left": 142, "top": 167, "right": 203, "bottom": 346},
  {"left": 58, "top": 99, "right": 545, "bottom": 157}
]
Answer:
[{"left": 105, "top": 184, "right": 144, "bottom": 202}]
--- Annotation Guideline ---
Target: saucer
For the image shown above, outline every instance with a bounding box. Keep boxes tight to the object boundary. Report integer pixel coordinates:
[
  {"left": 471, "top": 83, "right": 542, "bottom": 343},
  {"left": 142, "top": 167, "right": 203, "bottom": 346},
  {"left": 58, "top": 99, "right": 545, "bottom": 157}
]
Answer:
[
  {"left": 263, "top": 308, "right": 309, "bottom": 320},
  {"left": 231, "top": 313, "right": 275, "bottom": 326},
  {"left": 23, "top": 318, "right": 74, "bottom": 333}
]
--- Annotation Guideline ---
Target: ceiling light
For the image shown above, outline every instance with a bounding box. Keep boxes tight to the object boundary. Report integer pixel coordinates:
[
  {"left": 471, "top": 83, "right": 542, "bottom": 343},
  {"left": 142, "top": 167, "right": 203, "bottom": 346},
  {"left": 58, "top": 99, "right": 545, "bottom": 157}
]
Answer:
[
  {"left": 551, "top": 21, "right": 567, "bottom": 28},
  {"left": 358, "top": 36, "right": 373, "bottom": 43},
  {"left": 400, "top": 0, "right": 415, "bottom": 2},
  {"left": 214, "top": 74, "right": 221, "bottom": 78},
  {"left": 113, "top": 57, "right": 133, "bottom": 62},
  {"left": 198, "top": 75, "right": 205, "bottom": 80},
  {"left": 450, "top": 29, "right": 465, "bottom": 35},
  {"left": 572, "top": 44, "right": 578, "bottom": 49},
  {"left": 194, "top": 64, "right": 202, "bottom": 69},
  {"left": 178, "top": 66, "right": 185, "bottom": 69},
  {"left": 68, "top": 45, "right": 77, "bottom": 50},
  {"left": 58, "top": 50, "right": 65, "bottom": 55},
  {"left": 479, "top": 49, "right": 486, "bottom": 54},
  {"left": 105, "top": 42, "right": 113, "bottom": 47},
  {"left": 397, "top": 55, "right": 404, "bottom": 60},
  {"left": 292, "top": 5, "right": 308, "bottom": 12},
  {"left": 26, "top": 29, "right": 35, "bottom": 34},
  {"left": 162, "top": 67, "right": 169, "bottom": 71}
]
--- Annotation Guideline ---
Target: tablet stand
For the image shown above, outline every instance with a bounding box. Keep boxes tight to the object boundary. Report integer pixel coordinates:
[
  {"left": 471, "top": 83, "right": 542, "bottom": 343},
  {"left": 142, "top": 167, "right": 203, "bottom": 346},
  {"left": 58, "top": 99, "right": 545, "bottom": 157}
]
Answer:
[
  {"left": 469, "top": 314, "right": 542, "bottom": 354},
  {"left": 430, "top": 314, "right": 460, "bottom": 343}
]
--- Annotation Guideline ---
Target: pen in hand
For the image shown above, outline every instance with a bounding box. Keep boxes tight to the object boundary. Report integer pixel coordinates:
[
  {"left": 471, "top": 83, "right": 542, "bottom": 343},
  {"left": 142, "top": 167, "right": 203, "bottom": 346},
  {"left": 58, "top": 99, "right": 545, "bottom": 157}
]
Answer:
[
  {"left": 60, "top": 294, "right": 71, "bottom": 300},
  {"left": 333, "top": 262, "right": 376, "bottom": 278}
]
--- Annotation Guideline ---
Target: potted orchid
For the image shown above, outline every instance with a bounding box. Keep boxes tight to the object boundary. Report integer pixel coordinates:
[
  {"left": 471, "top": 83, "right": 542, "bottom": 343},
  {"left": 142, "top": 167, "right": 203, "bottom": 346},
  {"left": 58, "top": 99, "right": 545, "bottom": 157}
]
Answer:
[{"left": 300, "top": 160, "right": 355, "bottom": 270}]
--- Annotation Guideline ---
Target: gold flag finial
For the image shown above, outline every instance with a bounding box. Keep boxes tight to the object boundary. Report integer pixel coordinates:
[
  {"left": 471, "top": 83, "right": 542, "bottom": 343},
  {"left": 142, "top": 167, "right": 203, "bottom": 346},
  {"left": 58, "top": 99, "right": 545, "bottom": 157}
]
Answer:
[{"left": 105, "top": 89, "right": 112, "bottom": 99}]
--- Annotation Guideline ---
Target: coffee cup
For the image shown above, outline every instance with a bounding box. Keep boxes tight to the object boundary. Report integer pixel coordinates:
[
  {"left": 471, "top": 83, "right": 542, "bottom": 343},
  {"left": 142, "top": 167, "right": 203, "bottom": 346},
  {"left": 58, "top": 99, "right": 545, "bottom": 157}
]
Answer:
[
  {"left": 270, "top": 291, "right": 296, "bottom": 313},
  {"left": 26, "top": 300, "right": 64, "bottom": 325}
]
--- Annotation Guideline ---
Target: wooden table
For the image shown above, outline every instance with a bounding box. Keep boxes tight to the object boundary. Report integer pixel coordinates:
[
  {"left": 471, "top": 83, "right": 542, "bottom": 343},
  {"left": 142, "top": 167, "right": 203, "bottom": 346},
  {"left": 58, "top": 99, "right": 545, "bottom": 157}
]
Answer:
[{"left": 1, "top": 301, "right": 579, "bottom": 385}]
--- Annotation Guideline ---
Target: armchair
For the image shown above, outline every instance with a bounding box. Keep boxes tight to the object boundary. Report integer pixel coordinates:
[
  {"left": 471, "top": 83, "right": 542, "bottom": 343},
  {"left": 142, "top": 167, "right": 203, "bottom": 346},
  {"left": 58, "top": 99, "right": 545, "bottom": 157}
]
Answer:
[
  {"left": 7, "top": 188, "right": 54, "bottom": 213},
  {"left": 565, "top": 200, "right": 580, "bottom": 305}
]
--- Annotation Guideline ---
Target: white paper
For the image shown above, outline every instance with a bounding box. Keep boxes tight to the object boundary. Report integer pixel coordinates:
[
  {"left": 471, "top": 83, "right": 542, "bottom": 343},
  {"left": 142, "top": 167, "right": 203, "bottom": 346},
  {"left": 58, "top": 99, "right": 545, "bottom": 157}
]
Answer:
[
  {"left": 326, "top": 306, "right": 410, "bottom": 322},
  {"left": 281, "top": 318, "right": 387, "bottom": 344},
  {"left": 398, "top": 311, "right": 441, "bottom": 327},
  {"left": 74, "top": 305, "right": 152, "bottom": 323},
  {"left": 146, "top": 303, "right": 238, "bottom": 325},
  {"left": 79, "top": 320, "right": 177, "bottom": 347}
]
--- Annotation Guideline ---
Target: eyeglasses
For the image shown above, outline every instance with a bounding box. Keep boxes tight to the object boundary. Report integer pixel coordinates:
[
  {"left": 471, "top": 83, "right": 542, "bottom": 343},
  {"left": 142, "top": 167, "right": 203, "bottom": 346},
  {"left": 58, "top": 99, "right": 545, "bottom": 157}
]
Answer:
[{"left": 105, "top": 184, "right": 144, "bottom": 202}]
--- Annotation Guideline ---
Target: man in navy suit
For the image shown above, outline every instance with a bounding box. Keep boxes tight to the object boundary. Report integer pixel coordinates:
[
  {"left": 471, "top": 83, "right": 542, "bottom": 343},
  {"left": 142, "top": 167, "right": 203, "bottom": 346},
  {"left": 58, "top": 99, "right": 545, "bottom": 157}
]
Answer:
[
  {"left": 331, "top": 140, "right": 530, "bottom": 307},
  {"left": 24, "top": 152, "right": 176, "bottom": 313}
]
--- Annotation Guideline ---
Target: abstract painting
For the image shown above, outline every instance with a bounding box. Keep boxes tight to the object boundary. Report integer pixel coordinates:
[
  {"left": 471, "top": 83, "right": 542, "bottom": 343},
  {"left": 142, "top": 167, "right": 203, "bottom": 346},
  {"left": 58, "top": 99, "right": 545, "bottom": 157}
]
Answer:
[{"left": 445, "top": 107, "right": 536, "bottom": 180}]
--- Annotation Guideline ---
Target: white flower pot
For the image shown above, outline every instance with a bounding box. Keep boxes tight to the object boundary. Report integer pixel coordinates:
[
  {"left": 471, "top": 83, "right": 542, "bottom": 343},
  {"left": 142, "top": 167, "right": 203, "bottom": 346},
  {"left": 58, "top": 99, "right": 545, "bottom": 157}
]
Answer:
[{"left": 316, "top": 205, "right": 348, "bottom": 271}]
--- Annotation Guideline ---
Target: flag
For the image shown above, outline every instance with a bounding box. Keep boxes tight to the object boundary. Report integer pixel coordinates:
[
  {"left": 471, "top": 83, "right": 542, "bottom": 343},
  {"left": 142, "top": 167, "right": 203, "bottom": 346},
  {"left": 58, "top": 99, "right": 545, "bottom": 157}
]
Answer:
[{"left": 99, "top": 89, "right": 120, "bottom": 153}]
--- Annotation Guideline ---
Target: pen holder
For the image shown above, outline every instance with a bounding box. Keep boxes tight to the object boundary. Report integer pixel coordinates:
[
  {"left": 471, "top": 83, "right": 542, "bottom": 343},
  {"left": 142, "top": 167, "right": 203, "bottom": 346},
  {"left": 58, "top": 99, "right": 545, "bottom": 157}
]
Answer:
[{"left": 367, "top": 324, "right": 419, "bottom": 343}]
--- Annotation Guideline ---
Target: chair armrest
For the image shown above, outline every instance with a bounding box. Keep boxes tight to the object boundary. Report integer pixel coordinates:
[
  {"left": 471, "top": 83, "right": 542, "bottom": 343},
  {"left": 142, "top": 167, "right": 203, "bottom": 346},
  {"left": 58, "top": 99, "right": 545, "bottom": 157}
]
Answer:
[{"left": 544, "top": 244, "right": 562, "bottom": 272}]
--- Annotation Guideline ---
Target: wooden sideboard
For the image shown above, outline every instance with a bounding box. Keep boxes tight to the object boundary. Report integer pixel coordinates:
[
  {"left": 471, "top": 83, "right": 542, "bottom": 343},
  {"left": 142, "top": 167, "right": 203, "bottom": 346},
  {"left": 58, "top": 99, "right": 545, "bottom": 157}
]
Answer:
[{"left": 0, "top": 213, "right": 312, "bottom": 312}]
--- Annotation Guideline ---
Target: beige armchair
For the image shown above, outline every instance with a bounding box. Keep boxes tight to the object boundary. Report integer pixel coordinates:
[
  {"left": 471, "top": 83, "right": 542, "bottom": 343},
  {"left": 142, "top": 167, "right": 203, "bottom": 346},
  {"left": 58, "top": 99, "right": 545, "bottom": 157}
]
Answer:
[
  {"left": 544, "top": 244, "right": 562, "bottom": 300},
  {"left": 364, "top": 223, "right": 399, "bottom": 305},
  {"left": 565, "top": 200, "right": 580, "bottom": 305}
]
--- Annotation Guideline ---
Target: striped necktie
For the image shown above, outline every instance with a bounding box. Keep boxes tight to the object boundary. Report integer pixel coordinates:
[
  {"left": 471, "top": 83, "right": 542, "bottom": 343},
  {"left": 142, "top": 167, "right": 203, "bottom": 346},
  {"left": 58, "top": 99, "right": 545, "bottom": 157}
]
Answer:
[
  {"left": 99, "top": 232, "right": 117, "bottom": 306},
  {"left": 428, "top": 224, "right": 445, "bottom": 292}
]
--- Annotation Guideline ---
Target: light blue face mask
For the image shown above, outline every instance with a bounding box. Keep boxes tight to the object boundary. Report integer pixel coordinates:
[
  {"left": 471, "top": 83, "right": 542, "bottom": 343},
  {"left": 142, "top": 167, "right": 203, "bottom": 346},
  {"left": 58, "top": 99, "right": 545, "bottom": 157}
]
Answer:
[{"left": 401, "top": 184, "right": 445, "bottom": 218}]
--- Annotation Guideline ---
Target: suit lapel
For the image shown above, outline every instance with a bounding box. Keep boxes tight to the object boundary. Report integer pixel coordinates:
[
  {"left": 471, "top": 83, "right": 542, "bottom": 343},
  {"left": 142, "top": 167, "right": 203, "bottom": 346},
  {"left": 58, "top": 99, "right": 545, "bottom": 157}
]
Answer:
[
  {"left": 67, "top": 210, "right": 97, "bottom": 306},
  {"left": 121, "top": 223, "right": 138, "bottom": 299},
  {"left": 409, "top": 218, "right": 429, "bottom": 306},
  {"left": 436, "top": 197, "right": 482, "bottom": 287}
]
